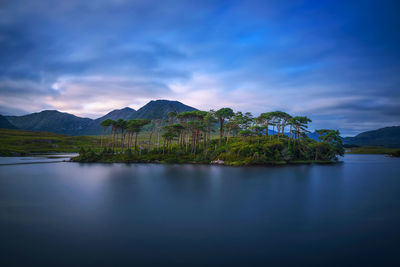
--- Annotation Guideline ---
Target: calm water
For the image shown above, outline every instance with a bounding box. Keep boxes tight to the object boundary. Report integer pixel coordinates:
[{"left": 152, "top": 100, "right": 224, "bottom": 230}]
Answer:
[{"left": 0, "top": 155, "right": 399, "bottom": 266}]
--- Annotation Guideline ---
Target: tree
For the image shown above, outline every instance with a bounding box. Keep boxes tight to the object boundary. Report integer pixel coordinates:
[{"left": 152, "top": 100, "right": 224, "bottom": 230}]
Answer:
[
  {"left": 203, "top": 110, "right": 217, "bottom": 147},
  {"left": 268, "top": 111, "right": 291, "bottom": 138},
  {"left": 116, "top": 119, "right": 128, "bottom": 153},
  {"left": 167, "top": 111, "right": 177, "bottom": 125},
  {"left": 148, "top": 120, "right": 156, "bottom": 151},
  {"left": 316, "top": 129, "right": 344, "bottom": 157},
  {"left": 290, "top": 116, "right": 312, "bottom": 139},
  {"left": 87, "top": 107, "right": 346, "bottom": 165},
  {"left": 162, "top": 124, "right": 182, "bottom": 153},
  {"left": 100, "top": 119, "right": 113, "bottom": 148},
  {"left": 278, "top": 112, "right": 292, "bottom": 136},
  {"left": 239, "top": 129, "right": 252, "bottom": 141},
  {"left": 257, "top": 112, "right": 273, "bottom": 136},
  {"left": 226, "top": 112, "right": 254, "bottom": 142},
  {"left": 154, "top": 119, "right": 163, "bottom": 149},
  {"left": 110, "top": 120, "right": 118, "bottom": 152},
  {"left": 177, "top": 110, "right": 208, "bottom": 152},
  {"left": 226, "top": 112, "right": 243, "bottom": 142},
  {"left": 251, "top": 125, "right": 266, "bottom": 137},
  {"left": 128, "top": 119, "right": 151, "bottom": 151},
  {"left": 215, "top": 107, "right": 234, "bottom": 145}
]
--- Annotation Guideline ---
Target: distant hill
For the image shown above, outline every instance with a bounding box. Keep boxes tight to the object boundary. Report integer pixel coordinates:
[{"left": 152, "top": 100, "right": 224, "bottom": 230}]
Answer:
[
  {"left": 0, "top": 115, "right": 17, "bottom": 129},
  {"left": 82, "top": 107, "right": 136, "bottom": 135},
  {"left": 343, "top": 126, "right": 400, "bottom": 148},
  {"left": 133, "top": 100, "right": 197, "bottom": 120},
  {"left": 6, "top": 110, "right": 92, "bottom": 135},
  {"left": 306, "top": 131, "right": 320, "bottom": 141},
  {"left": 5, "top": 100, "right": 197, "bottom": 136}
]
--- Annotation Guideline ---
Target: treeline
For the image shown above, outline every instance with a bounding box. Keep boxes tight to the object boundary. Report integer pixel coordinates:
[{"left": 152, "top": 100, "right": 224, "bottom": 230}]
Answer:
[{"left": 76, "top": 108, "right": 344, "bottom": 165}]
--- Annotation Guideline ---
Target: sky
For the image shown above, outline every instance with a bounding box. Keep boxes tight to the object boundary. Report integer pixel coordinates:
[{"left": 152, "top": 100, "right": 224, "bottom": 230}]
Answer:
[{"left": 0, "top": 0, "right": 399, "bottom": 136}]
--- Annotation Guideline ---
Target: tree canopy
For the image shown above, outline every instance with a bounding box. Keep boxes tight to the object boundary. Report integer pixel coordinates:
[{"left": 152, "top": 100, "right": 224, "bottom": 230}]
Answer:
[{"left": 76, "top": 107, "right": 344, "bottom": 165}]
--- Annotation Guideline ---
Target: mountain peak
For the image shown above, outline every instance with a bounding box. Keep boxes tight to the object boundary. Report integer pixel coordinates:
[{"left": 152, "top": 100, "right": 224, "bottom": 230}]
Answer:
[
  {"left": 38, "top": 110, "right": 61, "bottom": 114},
  {"left": 135, "top": 99, "right": 197, "bottom": 119},
  {"left": 120, "top": 107, "right": 136, "bottom": 111}
]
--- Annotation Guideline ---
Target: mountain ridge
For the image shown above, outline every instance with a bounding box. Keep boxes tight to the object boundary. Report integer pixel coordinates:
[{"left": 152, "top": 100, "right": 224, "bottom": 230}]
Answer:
[
  {"left": 2, "top": 101, "right": 399, "bottom": 147},
  {"left": 6, "top": 110, "right": 93, "bottom": 135},
  {"left": 343, "top": 126, "right": 400, "bottom": 148},
  {"left": 0, "top": 114, "right": 18, "bottom": 129},
  {"left": 3, "top": 100, "right": 197, "bottom": 135}
]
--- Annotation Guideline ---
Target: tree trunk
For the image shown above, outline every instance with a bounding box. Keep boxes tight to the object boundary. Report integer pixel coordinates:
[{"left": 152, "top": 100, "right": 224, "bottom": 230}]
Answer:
[
  {"left": 121, "top": 132, "right": 126, "bottom": 153},
  {"left": 219, "top": 119, "right": 223, "bottom": 145},
  {"left": 185, "top": 133, "right": 188, "bottom": 152},
  {"left": 157, "top": 131, "right": 160, "bottom": 149},
  {"left": 127, "top": 132, "right": 131, "bottom": 150},
  {"left": 135, "top": 132, "right": 138, "bottom": 150},
  {"left": 148, "top": 130, "right": 153, "bottom": 151},
  {"left": 226, "top": 125, "right": 232, "bottom": 143},
  {"left": 112, "top": 128, "right": 116, "bottom": 152},
  {"left": 101, "top": 128, "right": 105, "bottom": 148},
  {"left": 108, "top": 128, "right": 112, "bottom": 149}
]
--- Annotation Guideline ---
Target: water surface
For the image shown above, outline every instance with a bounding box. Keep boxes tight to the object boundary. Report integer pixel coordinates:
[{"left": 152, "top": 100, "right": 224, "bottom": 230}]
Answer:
[{"left": 0, "top": 155, "right": 399, "bottom": 266}]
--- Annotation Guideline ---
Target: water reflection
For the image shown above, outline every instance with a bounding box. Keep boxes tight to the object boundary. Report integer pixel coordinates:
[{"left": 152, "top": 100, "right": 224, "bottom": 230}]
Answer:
[{"left": 0, "top": 154, "right": 400, "bottom": 266}]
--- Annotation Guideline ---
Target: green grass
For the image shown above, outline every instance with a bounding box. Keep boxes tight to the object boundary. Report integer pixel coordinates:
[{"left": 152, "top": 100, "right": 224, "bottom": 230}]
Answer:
[
  {"left": 0, "top": 128, "right": 100, "bottom": 156},
  {"left": 345, "top": 146, "right": 399, "bottom": 155},
  {"left": 0, "top": 128, "right": 185, "bottom": 156}
]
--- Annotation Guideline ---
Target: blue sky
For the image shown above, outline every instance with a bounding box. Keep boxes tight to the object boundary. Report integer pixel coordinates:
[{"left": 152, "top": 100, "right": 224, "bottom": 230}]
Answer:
[{"left": 0, "top": 0, "right": 399, "bottom": 135}]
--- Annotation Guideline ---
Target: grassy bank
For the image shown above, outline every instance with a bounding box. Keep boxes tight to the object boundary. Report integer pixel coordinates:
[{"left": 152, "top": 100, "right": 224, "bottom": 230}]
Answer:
[
  {"left": 0, "top": 128, "right": 100, "bottom": 156},
  {"left": 345, "top": 146, "right": 400, "bottom": 155}
]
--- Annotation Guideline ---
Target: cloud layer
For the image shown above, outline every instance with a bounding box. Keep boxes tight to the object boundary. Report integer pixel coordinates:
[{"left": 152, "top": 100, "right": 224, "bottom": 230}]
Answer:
[{"left": 1, "top": 0, "right": 399, "bottom": 135}]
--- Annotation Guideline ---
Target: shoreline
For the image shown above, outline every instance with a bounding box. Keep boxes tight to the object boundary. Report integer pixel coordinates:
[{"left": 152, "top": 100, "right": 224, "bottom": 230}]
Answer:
[{"left": 70, "top": 156, "right": 339, "bottom": 167}]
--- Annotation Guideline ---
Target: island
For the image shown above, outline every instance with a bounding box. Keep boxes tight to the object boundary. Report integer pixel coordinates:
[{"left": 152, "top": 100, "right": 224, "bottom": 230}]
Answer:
[{"left": 72, "top": 108, "right": 344, "bottom": 166}]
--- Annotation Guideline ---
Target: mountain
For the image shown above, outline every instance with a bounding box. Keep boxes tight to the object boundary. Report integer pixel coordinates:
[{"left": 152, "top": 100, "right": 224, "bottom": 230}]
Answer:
[
  {"left": 5, "top": 100, "right": 198, "bottom": 136},
  {"left": 306, "top": 131, "right": 320, "bottom": 141},
  {"left": 263, "top": 130, "right": 319, "bottom": 140},
  {"left": 133, "top": 100, "right": 197, "bottom": 119},
  {"left": 82, "top": 107, "right": 136, "bottom": 135},
  {"left": 0, "top": 115, "right": 17, "bottom": 129},
  {"left": 83, "top": 100, "right": 196, "bottom": 134},
  {"left": 343, "top": 126, "right": 400, "bottom": 148},
  {"left": 6, "top": 110, "right": 92, "bottom": 135}
]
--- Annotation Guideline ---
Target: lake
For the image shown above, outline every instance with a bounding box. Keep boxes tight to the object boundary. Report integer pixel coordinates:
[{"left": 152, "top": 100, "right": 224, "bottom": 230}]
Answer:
[{"left": 0, "top": 154, "right": 399, "bottom": 266}]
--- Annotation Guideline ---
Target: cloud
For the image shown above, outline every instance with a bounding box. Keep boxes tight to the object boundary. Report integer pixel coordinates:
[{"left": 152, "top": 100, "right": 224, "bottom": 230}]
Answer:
[{"left": 0, "top": 0, "right": 399, "bottom": 135}]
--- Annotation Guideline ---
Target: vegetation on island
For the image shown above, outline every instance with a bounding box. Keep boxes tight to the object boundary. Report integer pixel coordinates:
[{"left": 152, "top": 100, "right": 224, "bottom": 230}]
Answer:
[{"left": 73, "top": 108, "right": 344, "bottom": 166}]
